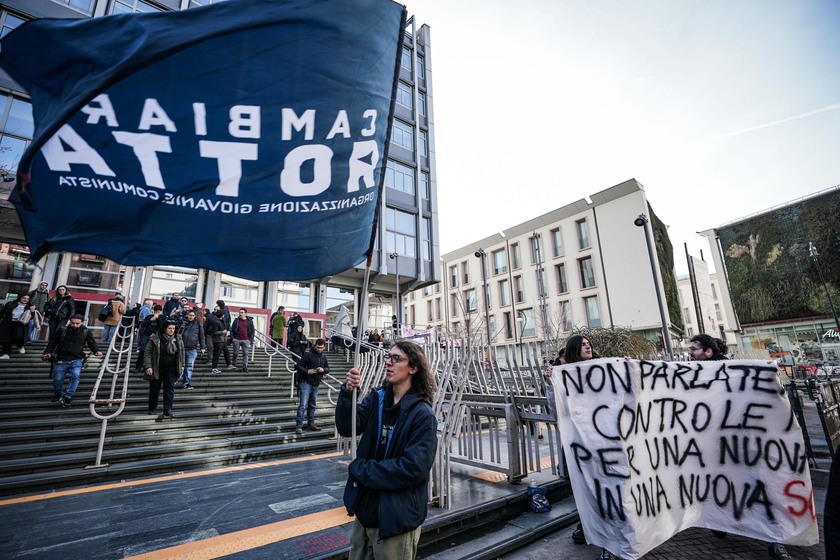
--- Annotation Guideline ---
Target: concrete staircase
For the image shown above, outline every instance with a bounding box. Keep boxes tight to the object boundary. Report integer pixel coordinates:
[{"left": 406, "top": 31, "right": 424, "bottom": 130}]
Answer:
[{"left": 0, "top": 342, "right": 352, "bottom": 496}]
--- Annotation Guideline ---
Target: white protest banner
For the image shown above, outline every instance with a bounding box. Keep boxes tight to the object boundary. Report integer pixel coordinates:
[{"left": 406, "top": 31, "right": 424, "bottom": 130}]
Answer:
[{"left": 552, "top": 358, "right": 818, "bottom": 560}]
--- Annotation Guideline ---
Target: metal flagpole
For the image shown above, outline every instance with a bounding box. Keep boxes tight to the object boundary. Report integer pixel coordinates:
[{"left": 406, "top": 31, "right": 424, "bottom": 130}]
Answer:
[{"left": 351, "top": 255, "right": 374, "bottom": 459}]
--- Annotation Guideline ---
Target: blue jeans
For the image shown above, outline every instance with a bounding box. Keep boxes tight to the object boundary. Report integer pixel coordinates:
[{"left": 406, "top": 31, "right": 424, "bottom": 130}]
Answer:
[
  {"left": 182, "top": 348, "right": 198, "bottom": 385},
  {"left": 53, "top": 359, "right": 83, "bottom": 400},
  {"left": 296, "top": 382, "right": 319, "bottom": 427},
  {"left": 27, "top": 319, "right": 40, "bottom": 342},
  {"left": 101, "top": 324, "right": 118, "bottom": 343}
]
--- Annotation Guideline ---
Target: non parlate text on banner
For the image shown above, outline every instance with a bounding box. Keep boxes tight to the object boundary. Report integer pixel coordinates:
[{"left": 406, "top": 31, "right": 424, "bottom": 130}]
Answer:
[{"left": 551, "top": 358, "right": 818, "bottom": 560}]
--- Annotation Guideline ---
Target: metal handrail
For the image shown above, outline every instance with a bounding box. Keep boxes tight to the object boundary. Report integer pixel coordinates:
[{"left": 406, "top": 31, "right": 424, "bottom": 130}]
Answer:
[
  {"left": 87, "top": 317, "right": 136, "bottom": 469},
  {"left": 251, "top": 329, "right": 298, "bottom": 381}
]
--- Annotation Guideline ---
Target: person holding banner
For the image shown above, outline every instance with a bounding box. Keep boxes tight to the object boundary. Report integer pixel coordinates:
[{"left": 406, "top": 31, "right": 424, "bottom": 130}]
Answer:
[
  {"left": 562, "top": 335, "right": 619, "bottom": 559},
  {"left": 688, "top": 334, "right": 792, "bottom": 560},
  {"left": 336, "top": 340, "right": 438, "bottom": 560}
]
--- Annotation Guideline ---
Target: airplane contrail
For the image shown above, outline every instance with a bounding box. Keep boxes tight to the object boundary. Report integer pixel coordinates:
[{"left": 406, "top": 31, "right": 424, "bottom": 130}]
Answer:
[{"left": 661, "top": 102, "right": 840, "bottom": 154}]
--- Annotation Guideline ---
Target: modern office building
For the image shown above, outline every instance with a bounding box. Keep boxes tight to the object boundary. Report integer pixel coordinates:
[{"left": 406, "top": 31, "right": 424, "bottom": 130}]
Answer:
[
  {"left": 405, "top": 179, "right": 683, "bottom": 356},
  {"left": 700, "top": 185, "right": 840, "bottom": 368},
  {"left": 0, "top": 0, "right": 439, "bottom": 335}
]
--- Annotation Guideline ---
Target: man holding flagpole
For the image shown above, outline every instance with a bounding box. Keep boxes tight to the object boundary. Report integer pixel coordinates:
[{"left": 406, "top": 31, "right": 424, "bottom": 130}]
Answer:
[{"left": 336, "top": 340, "right": 437, "bottom": 560}]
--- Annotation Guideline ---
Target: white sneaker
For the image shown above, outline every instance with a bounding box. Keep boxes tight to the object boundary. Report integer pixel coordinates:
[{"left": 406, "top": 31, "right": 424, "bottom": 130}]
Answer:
[
  {"left": 0, "top": 354, "right": 9, "bottom": 359},
  {"left": 19, "top": 347, "right": 25, "bottom": 354}
]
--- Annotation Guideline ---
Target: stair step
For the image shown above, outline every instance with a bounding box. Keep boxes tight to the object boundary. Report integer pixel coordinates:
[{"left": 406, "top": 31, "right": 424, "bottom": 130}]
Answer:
[{"left": 0, "top": 346, "right": 347, "bottom": 496}]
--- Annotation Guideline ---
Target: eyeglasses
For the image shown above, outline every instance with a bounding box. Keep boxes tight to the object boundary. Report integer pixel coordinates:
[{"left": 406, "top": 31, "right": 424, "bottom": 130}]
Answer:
[
  {"left": 386, "top": 354, "right": 407, "bottom": 363},
  {"left": 687, "top": 346, "right": 702, "bottom": 352}
]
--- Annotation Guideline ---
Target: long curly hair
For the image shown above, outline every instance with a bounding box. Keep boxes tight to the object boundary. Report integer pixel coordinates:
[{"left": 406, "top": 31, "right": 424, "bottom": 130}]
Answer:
[
  {"left": 391, "top": 340, "right": 436, "bottom": 404},
  {"left": 564, "top": 334, "right": 600, "bottom": 364}
]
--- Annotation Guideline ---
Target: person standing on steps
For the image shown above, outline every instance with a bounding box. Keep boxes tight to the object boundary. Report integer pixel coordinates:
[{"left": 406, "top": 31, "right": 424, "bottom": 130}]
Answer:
[
  {"left": 294, "top": 338, "right": 329, "bottom": 434},
  {"left": 0, "top": 293, "right": 31, "bottom": 358},
  {"left": 44, "top": 285, "right": 75, "bottom": 341},
  {"left": 177, "top": 309, "right": 205, "bottom": 389},
  {"left": 230, "top": 308, "right": 254, "bottom": 372},
  {"left": 143, "top": 321, "right": 184, "bottom": 421},
  {"left": 43, "top": 314, "right": 102, "bottom": 408}
]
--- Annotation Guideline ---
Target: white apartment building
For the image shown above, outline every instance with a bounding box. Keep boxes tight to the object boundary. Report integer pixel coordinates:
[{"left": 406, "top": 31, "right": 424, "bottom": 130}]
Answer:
[
  {"left": 405, "top": 179, "right": 682, "bottom": 355},
  {"left": 675, "top": 260, "right": 738, "bottom": 353}
]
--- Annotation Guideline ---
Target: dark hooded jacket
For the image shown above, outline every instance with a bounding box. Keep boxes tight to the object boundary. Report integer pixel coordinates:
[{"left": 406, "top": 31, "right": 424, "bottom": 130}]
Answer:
[{"left": 335, "top": 385, "right": 437, "bottom": 539}]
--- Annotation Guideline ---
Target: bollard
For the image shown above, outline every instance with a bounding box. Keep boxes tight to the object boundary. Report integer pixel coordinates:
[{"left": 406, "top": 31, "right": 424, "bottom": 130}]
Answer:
[{"left": 806, "top": 377, "right": 817, "bottom": 400}]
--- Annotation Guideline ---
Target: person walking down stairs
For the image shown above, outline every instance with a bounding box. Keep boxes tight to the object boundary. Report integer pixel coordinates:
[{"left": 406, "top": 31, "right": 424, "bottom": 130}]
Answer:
[
  {"left": 42, "top": 314, "right": 102, "bottom": 408},
  {"left": 143, "top": 321, "right": 184, "bottom": 421},
  {"left": 0, "top": 293, "right": 32, "bottom": 359}
]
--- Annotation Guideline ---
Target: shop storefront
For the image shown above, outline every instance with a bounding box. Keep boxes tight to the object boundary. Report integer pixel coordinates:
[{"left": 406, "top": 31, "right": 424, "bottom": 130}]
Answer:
[{"left": 741, "top": 320, "right": 840, "bottom": 375}]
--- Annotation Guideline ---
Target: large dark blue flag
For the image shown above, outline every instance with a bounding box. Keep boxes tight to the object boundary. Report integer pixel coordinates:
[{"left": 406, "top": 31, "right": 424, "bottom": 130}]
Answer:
[{"left": 0, "top": 0, "right": 405, "bottom": 281}]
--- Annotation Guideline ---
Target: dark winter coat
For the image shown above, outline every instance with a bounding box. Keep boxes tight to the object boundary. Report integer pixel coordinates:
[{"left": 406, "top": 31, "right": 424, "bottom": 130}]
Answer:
[
  {"left": 295, "top": 348, "right": 330, "bottom": 386},
  {"left": 142, "top": 333, "right": 185, "bottom": 381},
  {"left": 335, "top": 386, "right": 438, "bottom": 539},
  {"left": 45, "top": 295, "right": 76, "bottom": 322},
  {"left": 44, "top": 325, "right": 99, "bottom": 361}
]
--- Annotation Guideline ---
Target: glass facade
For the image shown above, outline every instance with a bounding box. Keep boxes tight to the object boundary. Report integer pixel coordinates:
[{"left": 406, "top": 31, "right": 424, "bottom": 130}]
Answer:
[{"left": 742, "top": 322, "right": 840, "bottom": 368}]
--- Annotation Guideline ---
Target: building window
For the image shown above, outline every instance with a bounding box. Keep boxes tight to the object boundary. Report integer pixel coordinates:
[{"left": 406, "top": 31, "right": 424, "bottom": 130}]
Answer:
[
  {"left": 488, "top": 315, "right": 496, "bottom": 343},
  {"left": 434, "top": 283, "right": 440, "bottom": 294},
  {"left": 464, "top": 289, "right": 477, "bottom": 312},
  {"left": 558, "top": 300, "right": 572, "bottom": 331},
  {"left": 419, "top": 130, "right": 428, "bottom": 157},
  {"left": 435, "top": 298, "right": 441, "bottom": 321},
  {"left": 417, "top": 55, "right": 426, "bottom": 79},
  {"left": 418, "top": 92, "right": 427, "bottom": 117},
  {"left": 450, "top": 293, "right": 459, "bottom": 317},
  {"left": 421, "top": 218, "right": 431, "bottom": 260},
  {"left": 427, "top": 300, "right": 433, "bottom": 321},
  {"left": 189, "top": 0, "right": 225, "bottom": 6},
  {"left": 0, "top": 95, "right": 34, "bottom": 174},
  {"left": 385, "top": 207, "right": 416, "bottom": 257},
  {"left": 556, "top": 263, "right": 568, "bottom": 293},
  {"left": 401, "top": 46, "right": 412, "bottom": 71},
  {"left": 529, "top": 236, "right": 543, "bottom": 265},
  {"left": 385, "top": 159, "right": 415, "bottom": 195},
  {"left": 551, "top": 228, "right": 564, "bottom": 257},
  {"left": 498, "top": 279, "right": 510, "bottom": 306},
  {"left": 1, "top": 11, "right": 27, "bottom": 37},
  {"left": 396, "top": 81, "right": 413, "bottom": 109},
  {"left": 584, "top": 296, "right": 601, "bottom": 328},
  {"left": 537, "top": 269, "right": 547, "bottom": 297},
  {"left": 520, "top": 308, "right": 536, "bottom": 337},
  {"left": 391, "top": 120, "right": 413, "bottom": 150},
  {"left": 504, "top": 311, "right": 514, "bottom": 339},
  {"left": 511, "top": 243, "right": 521, "bottom": 269},
  {"left": 577, "top": 219, "right": 591, "bottom": 249},
  {"left": 461, "top": 261, "right": 469, "bottom": 285},
  {"left": 715, "top": 303, "right": 722, "bottom": 321},
  {"left": 424, "top": 286, "right": 433, "bottom": 297},
  {"left": 110, "top": 0, "right": 166, "bottom": 14},
  {"left": 514, "top": 275, "right": 524, "bottom": 303},
  {"left": 420, "top": 172, "right": 430, "bottom": 200},
  {"left": 711, "top": 283, "right": 718, "bottom": 300},
  {"left": 50, "top": 0, "right": 97, "bottom": 14},
  {"left": 579, "top": 256, "right": 596, "bottom": 289},
  {"left": 450, "top": 265, "right": 458, "bottom": 288},
  {"left": 492, "top": 249, "right": 507, "bottom": 275}
]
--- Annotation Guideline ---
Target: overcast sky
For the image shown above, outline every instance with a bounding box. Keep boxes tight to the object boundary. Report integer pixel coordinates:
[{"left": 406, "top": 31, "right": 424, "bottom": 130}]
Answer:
[{"left": 408, "top": 0, "right": 840, "bottom": 275}]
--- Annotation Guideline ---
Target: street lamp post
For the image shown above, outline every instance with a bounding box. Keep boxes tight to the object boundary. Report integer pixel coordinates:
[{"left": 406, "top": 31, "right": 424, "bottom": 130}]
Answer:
[
  {"left": 389, "top": 252, "right": 400, "bottom": 332},
  {"left": 475, "top": 248, "right": 492, "bottom": 348},
  {"left": 634, "top": 214, "right": 673, "bottom": 358},
  {"left": 809, "top": 242, "right": 840, "bottom": 338}
]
